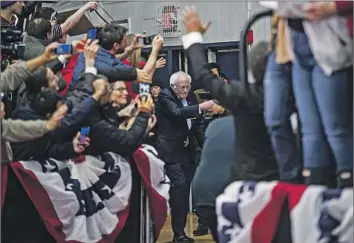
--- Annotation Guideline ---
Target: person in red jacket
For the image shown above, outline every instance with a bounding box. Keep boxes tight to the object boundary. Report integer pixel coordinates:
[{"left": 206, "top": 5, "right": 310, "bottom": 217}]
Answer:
[
  {"left": 304, "top": 1, "right": 353, "bottom": 37},
  {"left": 60, "top": 39, "right": 87, "bottom": 96}
]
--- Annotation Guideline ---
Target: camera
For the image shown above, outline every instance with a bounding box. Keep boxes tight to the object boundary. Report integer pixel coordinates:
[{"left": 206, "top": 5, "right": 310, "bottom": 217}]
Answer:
[
  {"left": 1, "top": 25, "right": 25, "bottom": 70},
  {"left": 142, "top": 35, "right": 155, "bottom": 46},
  {"left": 197, "top": 91, "right": 215, "bottom": 120}
]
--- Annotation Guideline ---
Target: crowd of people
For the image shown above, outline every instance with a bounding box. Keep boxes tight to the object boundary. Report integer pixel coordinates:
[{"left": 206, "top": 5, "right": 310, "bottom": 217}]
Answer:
[{"left": 0, "top": 1, "right": 353, "bottom": 243}]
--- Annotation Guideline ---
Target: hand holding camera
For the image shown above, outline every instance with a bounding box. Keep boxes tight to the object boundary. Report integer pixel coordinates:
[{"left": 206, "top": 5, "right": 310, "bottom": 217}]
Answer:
[
  {"left": 137, "top": 94, "right": 154, "bottom": 113},
  {"left": 136, "top": 69, "right": 152, "bottom": 83},
  {"left": 42, "top": 42, "right": 60, "bottom": 61},
  {"left": 42, "top": 41, "right": 85, "bottom": 62},
  {"left": 130, "top": 34, "right": 145, "bottom": 50},
  {"left": 84, "top": 39, "right": 100, "bottom": 67},
  {"left": 73, "top": 128, "right": 91, "bottom": 154},
  {"left": 152, "top": 34, "right": 164, "bottom": 52}
]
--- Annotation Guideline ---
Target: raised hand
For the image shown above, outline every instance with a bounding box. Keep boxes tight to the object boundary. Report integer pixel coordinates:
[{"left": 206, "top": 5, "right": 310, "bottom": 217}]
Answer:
[
  {"left": 181, "top": 5, "right": 211, "bottom": 34},
  {"left": 42, "top": 42, "right": 60, "bottom": 61},
  {"left": 137, "top": 94, "right": 154, "bottom": 113},
  {"left": 303, "top": 2, "right": 337, "bottom": 20},
  {"left": 155, "top": 57, "right": 166, "bottom": 69},
  {"left": 84, "top": 1, "right": 99, "bottom": 12},
  {"left": 131, "top": 34, "right": 145, "bottom": 50},
  {"left": 152, "top": 34, "right": 164, "bottom": 51},
  {"left": 84, "top": 39, "right": 100, "bottom": 67}
]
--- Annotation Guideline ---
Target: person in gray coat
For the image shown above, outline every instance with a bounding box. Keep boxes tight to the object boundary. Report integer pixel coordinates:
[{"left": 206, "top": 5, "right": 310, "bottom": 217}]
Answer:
[
  {"left": 192, "top": 116, "right": 235, "bottom": 242},
  {"left": 0, "top": 42, "right": 69, "bottom": 163}
]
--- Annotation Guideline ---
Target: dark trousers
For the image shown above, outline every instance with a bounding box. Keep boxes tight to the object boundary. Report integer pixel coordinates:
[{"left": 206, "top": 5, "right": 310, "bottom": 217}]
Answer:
[
  {"left": 196, "top": 205, "right": 218, "bottom": 242},
  {"left": 168, "top": 164, "right": 194, "bottom": 235}
]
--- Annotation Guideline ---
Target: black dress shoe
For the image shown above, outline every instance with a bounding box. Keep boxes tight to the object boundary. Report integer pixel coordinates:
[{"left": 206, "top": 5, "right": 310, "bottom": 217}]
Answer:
[
  {"left": 173, "top": 233, "right": 194, "bottom": 243},
  {"left": 193, "top": 223, "right": 209, "bottom": 236}
]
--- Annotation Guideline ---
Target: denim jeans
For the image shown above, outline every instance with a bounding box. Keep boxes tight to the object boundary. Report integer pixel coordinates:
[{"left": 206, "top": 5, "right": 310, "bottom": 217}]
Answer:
[
  {"left": 264, "top": 51, "right": 300, "bottom": 181},
  {"left": 291, "top": 30, "right": 353, "bottom": 172}
]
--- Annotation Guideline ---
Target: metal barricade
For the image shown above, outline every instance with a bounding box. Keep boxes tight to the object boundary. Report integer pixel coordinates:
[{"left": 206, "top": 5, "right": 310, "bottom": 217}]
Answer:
[{"left": 140, "top": 181, "right": 154, "bottom": 243}]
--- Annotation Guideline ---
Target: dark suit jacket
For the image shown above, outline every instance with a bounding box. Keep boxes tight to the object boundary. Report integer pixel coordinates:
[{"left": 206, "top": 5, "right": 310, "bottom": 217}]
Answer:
[
  {"left": 157, "top": 88, "right": 203, "bottom": 166},
  {"left": 185, "top": 42, "right": 279, "bottom": 182}
]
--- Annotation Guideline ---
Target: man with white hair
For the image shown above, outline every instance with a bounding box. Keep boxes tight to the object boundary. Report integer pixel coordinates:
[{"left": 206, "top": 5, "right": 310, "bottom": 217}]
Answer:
[{"left": 157, "top": 71, "right": 214, "bottom": 243}]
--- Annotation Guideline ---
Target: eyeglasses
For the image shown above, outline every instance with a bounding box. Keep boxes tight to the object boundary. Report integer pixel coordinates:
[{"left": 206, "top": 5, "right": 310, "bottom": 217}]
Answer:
[
  {"left": 112, "top": 87, "right": 127, "bottom": 92},
  {"left": 175, "top": 85, "right": 191, "bottom": 91}
]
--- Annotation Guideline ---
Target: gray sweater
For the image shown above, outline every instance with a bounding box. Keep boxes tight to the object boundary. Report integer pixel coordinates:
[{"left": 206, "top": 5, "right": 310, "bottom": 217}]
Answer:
[
  {"left": 1, "top": 61, "right": 48, "bottom": 163},
  {"left": 192, "top": 116, "right": 235, "bottom": 207}
]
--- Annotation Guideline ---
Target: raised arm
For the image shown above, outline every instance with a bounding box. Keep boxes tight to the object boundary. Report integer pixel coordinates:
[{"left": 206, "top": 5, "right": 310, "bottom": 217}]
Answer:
[
  {"left": 181, "top": 7, "right": 244, "bottom": 113},
  {"left": 183, "top": 36, "right": 243, "bottom": 113},
  {"left": 1, "top": 43, "right": 61, "bottom": 93},
  {"left": 60, "top": 2, "right": 99, "bottom": 36}
]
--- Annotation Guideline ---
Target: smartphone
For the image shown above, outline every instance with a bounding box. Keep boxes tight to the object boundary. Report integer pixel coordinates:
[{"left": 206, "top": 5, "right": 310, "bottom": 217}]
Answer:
[
  {"left": 87, "top": 28, "right": 97, "bottom": 40},
  {"left": 139, "top": 83, "right": 150, "bottom": 94},
  {"left": 54, "top": 44, "right": 73, "bottom": 55},
  {"left": 0, "top": 92, "right": 5, "bottom": 102},
  {"left": 142, "top": 35, "right": 154, "bottom": 46},
  {"left": 79, "top": 127, "right": 90, "bottom": 145}
]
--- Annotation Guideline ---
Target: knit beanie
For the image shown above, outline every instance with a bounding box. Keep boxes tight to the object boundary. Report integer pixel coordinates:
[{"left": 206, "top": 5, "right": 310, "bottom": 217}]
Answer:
[{"left": 1, "top": 1, "right": 16, "bottom": 9}]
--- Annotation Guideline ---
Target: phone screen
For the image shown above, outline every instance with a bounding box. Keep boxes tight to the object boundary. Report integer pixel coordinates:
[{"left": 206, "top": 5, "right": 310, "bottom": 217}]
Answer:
[
  {"left": 55, "top": 44, "right": 73, "bottom": 55},
  {"left": 87, "top": 28, "right": 97, "bottom": 40},
  {"left": 79, "top": 127, "right": 90, "bottom": 145}
]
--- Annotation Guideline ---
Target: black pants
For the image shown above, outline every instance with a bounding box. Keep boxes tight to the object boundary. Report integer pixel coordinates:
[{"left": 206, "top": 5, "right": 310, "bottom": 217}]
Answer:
[
  {"left": 167, "top": 163, "right": 195, "bottom": 235},
  {"left": 196, "top": 205, "right": 218, "bottom": 242}
]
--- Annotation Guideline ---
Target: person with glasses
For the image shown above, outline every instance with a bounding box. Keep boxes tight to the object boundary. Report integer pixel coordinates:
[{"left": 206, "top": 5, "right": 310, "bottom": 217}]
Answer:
[{"left": 157, "top": 71, "right": 214, "bottom": 243}]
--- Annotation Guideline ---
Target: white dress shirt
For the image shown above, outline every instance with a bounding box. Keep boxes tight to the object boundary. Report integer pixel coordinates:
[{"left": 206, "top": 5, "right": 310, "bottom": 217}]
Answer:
[{"left": 181, "top": 99, "right": 192, "bottom": 130}]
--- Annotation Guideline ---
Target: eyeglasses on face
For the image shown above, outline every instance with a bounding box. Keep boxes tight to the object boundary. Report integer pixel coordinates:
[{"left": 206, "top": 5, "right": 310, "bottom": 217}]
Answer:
[
  {"left": 175, "top": 85, "right": 191, "bottom": 90},
  {"left": 112, "top": 87, "right": 127, "bottom": 92}
]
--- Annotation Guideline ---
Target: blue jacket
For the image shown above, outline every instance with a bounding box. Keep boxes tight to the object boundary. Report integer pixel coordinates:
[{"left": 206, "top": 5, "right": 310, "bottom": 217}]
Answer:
[{"left": 71, "top": 48, "right": 132, "bottom": 87}]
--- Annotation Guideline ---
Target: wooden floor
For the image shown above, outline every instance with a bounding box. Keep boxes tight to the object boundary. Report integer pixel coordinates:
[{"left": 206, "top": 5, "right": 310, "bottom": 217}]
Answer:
[{"left": 157, "top": 214, "right": 215, "bottom": 243}]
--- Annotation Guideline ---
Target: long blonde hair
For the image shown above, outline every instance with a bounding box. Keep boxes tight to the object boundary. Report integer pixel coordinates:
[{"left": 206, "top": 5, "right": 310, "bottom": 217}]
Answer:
[{"left": 127, "top": 34, "right": 142, "bottom": 68}]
